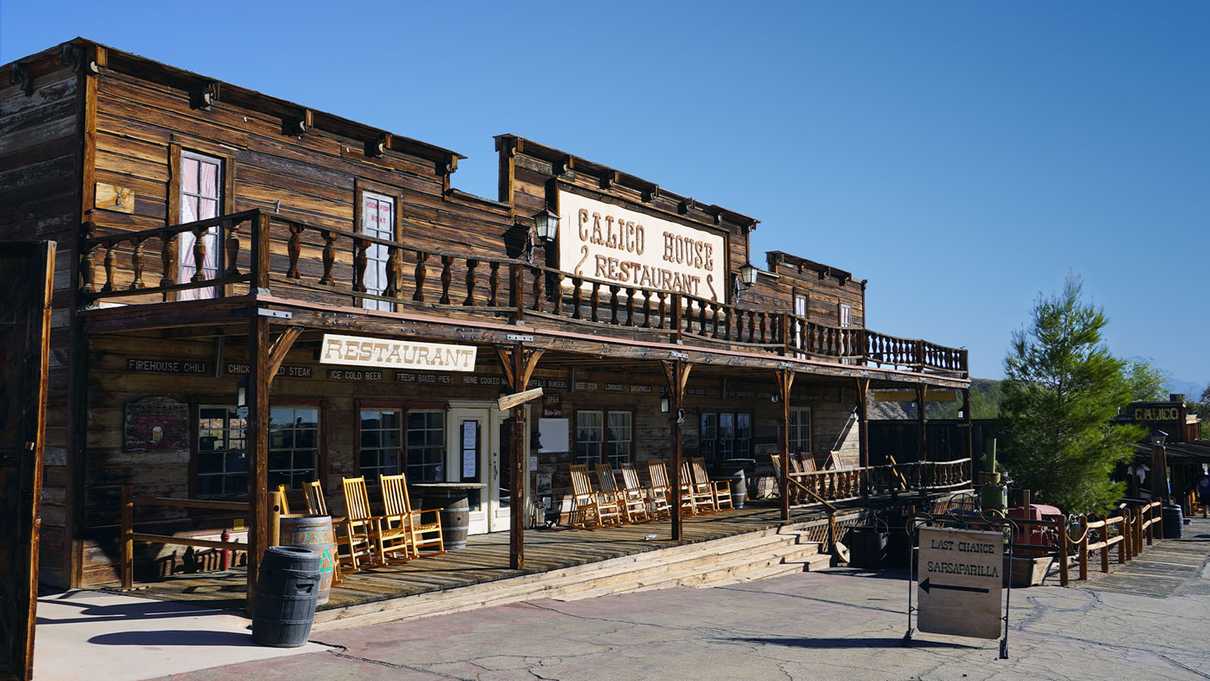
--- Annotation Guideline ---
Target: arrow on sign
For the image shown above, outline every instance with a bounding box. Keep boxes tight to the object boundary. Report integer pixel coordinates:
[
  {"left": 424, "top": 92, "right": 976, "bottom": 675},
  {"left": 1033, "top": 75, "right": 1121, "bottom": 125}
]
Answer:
[{"left": 920, "top": 578, "right": 990, "bottom": 595}]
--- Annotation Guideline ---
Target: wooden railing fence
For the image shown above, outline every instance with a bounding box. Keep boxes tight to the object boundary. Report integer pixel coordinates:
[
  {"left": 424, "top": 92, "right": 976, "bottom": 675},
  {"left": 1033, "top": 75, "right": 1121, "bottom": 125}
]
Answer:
[{"left": 80, "top": 210, "right": 968, "bottom": 376}]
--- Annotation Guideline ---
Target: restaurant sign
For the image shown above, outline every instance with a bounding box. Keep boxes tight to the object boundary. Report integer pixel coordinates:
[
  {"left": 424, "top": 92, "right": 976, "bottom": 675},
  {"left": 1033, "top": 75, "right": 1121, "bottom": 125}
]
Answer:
[
  {"left": 557, "top": 190, "right": 727, "bottom": 303},
  {"left": 320, "top": 333, "right": 477, "bottom": 372}
]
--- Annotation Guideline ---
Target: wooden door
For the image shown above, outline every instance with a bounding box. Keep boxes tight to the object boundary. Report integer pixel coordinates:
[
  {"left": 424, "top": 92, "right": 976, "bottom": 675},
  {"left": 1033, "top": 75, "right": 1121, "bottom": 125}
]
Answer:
[{"left": 0, "top": 241, "right": 55, "bottom": 681}]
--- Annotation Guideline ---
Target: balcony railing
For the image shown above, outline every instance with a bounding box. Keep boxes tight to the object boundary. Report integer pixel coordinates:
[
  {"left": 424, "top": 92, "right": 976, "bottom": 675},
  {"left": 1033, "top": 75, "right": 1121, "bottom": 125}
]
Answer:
[{"left": 80, "top": 210, "right": 968, "bottom": 377}]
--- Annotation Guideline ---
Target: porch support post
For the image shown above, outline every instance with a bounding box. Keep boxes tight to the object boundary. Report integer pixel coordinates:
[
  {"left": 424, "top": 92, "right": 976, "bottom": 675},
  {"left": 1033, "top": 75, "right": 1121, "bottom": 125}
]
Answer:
[
  {"left": 497, "top": 342, "right": 544, "bottom": 570},
  {"left": 856, "top": 377, "right": 870, "bottom": 494},
  {"left": 662, "top": 360, "right": 693, "bottom": 542},
  {"left": 916, "top": 384, "right": 928, "bottom": 464},
  {"left": 776, "top": 369, "right": 795, "bottom": 521},
  {"left": 246, "top": 313, "right": 271, "bottom": 611},
  {"left": 960, "top": 387, "right": 973, "bottom": 462}
]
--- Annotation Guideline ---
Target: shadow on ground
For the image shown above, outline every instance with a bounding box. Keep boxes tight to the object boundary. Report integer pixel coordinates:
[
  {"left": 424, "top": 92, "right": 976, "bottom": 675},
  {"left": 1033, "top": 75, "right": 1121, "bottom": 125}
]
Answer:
[
  {"left": 87, "top": 630, "right": 257, "bottom": 647},
  {"left": 725, "top": 636, "right": 978, "bottom": 650}
]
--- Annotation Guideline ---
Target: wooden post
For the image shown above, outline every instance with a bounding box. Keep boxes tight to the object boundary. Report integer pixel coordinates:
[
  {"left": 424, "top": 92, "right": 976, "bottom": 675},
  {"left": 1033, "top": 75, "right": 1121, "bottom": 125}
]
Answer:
[
  {"left": 271, "top": 490, "right": 283, "bottom": 548},
  {"left": 1117, "top": 518, "right": 1127, "bottom": 565},
  {"left": 496, "top": 343, "right": 543, "bottom": 570},
  {"left": 1057, "top": 518, "right": 1069, "bottom": 586},
  {"left": 916, "top": 384, "right": 927, "bottom": 464},
  {"left": 662, "top": 360, "right": 692, "bottom": 541},
  {"left": 1078, "top": 518, "right": 1089, "bottom": 581},
  {"left": 1100, "top": 525, "right": 1110, "bottom": 573},
  {"left": 776, "top": 369, "right": 795, "bottom": 521},
  {"left": 246, "top": 313, "right": 271, "bottom": 610},
  {"left": 960, "top": 387, "right": 973, "bottom": 463},
  {"left": 856, "top": 378, "right": 870, "bottom": 495},
  {"left": 120, "top": 483, "right": 133, "bottom": 590}
]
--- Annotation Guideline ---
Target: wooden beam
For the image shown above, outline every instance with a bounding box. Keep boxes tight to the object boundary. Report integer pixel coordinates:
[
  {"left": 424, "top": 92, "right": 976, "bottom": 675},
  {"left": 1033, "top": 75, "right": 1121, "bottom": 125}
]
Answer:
[
  {"left": 776, "top": 369, "right": 795, "bottom": 521},
  {"left": 265, "top": 326, "right": 302, "bottom": 386},
  {"left": 245, "top": 314, "right": 271, "bottom": 611},
  {"left": 857, "top": 377, "right": 870, "bottom": 487},
  {"left": 961, "top": 387, "right": 973, "bottom": 463},
  {"left": 498, "top": 387, "right": 543, "bottom": 412},
  {"left": 498, "top": 342, "right": 543, "bottom": 570}
]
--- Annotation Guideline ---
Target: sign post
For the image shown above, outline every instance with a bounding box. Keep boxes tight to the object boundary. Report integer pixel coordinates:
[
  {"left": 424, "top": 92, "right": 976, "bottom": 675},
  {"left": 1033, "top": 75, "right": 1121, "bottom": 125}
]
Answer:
[{"left": 906, "top": 524, "right": 1011, "bottom": 658}]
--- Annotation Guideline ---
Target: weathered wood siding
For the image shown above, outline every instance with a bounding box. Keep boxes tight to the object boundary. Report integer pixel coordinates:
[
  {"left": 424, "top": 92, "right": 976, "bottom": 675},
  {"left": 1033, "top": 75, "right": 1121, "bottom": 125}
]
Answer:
[
  {"left": 756, "top": 253, "right": 867, "bottom": 329},
  {"left": 0, "top": 48, "right": 84, "bottom": 588}
]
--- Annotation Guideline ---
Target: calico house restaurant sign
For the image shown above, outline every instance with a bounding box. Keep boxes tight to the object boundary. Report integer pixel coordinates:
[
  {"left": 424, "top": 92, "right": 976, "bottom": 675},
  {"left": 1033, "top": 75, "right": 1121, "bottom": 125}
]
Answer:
[
  {"left": 917, "top": 526, "right": 1004, "bottom": 640},
  {"left": 320, "top": 334, "right": 478, "bottom": 372},
  {"left": 558, "top": 190, "right": 728, "bottom": 303}
]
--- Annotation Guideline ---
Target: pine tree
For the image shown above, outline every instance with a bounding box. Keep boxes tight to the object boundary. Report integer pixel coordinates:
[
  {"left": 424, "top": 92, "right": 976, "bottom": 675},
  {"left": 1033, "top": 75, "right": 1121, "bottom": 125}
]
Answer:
[{"left": 1000, "top": 278, "right": 1144, "bottom": 514}]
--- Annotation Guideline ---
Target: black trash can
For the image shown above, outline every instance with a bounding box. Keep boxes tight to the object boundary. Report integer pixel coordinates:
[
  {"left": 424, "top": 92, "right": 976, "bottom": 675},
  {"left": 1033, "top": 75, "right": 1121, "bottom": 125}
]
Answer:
[
  {"left": 730, "top": 470, "right": 747, "bottom": 509},
  {"left": 252, "top": 545, "right": 321, "bottom": 648},
  {"left": 848, "top": 527, "right": 888, "bottom": 569},
  {"left": 1163, "top": 504, "right": 1184, "bottom": 539}
]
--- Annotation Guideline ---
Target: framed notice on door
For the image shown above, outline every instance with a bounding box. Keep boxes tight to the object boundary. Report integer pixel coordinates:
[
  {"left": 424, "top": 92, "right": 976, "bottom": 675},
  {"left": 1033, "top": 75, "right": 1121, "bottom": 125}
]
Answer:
[{"left": 461, "top": 420, "right": 478, "bottom": 478}]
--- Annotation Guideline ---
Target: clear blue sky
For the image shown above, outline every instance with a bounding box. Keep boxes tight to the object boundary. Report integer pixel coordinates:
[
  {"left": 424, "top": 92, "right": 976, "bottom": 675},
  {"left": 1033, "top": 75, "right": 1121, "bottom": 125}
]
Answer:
[{"left": 3, "top": 1, "right": 1207, "bottom": 389}]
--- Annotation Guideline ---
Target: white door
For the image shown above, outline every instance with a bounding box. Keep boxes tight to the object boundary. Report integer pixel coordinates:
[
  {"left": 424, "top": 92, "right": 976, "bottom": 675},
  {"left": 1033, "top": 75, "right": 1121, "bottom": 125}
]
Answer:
[{"left": 447, "top": 403, "right": 528, "bottom": 535}]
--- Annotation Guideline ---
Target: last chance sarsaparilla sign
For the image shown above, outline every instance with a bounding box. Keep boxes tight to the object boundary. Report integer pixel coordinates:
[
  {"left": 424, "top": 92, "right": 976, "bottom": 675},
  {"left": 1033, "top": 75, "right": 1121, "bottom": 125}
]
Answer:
[{"left": 319, "top": 334, "right": 478, "bottom": 373}]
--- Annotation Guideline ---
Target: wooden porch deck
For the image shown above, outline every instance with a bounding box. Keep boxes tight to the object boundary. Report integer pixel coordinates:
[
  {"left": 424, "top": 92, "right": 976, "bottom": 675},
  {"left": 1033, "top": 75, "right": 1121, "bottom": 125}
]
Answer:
[{"left": 112, "top": 505, "right": 813, "bottom": 613}]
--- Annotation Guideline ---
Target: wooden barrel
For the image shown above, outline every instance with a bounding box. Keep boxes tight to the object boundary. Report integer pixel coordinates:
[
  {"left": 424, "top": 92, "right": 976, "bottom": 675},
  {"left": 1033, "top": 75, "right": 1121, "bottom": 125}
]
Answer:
[
  {"left": 440, "top": 497, "right": 471, "bottom": 550},
  {"left": 251, "top": 546, "right": 320, "bottom": 647},
  {"left": 279, "top": 515, "right": 337, "bottom": 605}
]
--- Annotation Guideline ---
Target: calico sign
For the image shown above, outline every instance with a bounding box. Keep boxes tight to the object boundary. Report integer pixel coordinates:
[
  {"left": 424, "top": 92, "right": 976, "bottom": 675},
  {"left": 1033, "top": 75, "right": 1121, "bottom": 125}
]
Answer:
[
  {"left": 320, "top": 334, "right": 477, "bottom": 372},
  {"left": 558, "top": 190, "right": 727, "bottom": 303},
  {"left": 917, "top": 527, "right": 1003, "bottom": 640}
]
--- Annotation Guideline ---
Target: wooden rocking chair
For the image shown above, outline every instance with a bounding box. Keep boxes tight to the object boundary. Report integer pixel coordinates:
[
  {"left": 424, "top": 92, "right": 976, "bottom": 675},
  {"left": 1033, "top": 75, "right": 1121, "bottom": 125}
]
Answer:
[
  {"left": 644, "top": 460, "right": 674, "bottom": 517},
  {"left": 597, "top": 464, "right": 647, "bottom": 524},
  {"left": 569, "top": 464, "right": 620, "bottom": 528},
  {"left": 304, "top": 479, "right": 374, "bottom": 572},
  {"left": 619, "top": 464, "right": 654, "bottom": 523},
  {"left": 680, "top": 458, "right": 715, "bottom": 513},
  {"left": 691, "top": 458, "right": 733, "bottom": 511},
  {"left": 380, "top": 473, "right": 445, "bottom": 558}
]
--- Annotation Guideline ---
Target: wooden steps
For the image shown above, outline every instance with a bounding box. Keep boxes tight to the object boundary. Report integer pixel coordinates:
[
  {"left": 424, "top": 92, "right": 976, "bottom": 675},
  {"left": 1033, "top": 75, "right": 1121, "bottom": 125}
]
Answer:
[{"left": 312, "top": 521, "right": 823, "bottom": 631}]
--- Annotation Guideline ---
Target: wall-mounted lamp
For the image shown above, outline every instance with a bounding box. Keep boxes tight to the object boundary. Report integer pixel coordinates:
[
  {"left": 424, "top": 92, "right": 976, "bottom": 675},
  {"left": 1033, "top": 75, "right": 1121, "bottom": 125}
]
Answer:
[
  {"left": 770, "top": 390, "right": 780, "bottom": 404},
  {"left": 739, "top": 262, "right": 759, "bottom": 287},
  {"left": 660, "top": 389, "right": 670, "bottom": 414},
  {"left": 534, "top": 207, "right": 560, "bottom": 242}
]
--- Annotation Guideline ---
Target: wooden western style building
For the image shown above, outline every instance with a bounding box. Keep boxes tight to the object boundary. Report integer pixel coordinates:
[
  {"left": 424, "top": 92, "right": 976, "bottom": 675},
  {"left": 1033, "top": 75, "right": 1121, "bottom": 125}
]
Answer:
[{"left": 0, "top": 38, "right": 973, "bottom": 602}]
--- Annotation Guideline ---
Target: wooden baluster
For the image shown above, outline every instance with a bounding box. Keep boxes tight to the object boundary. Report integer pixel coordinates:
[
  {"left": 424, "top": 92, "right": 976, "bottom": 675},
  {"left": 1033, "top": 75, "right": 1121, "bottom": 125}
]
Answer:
[
  {"left": 159, "top": 229, "right": 173, "bottom": 300},
  {"left": 747, "top": 311, "right": 756, "bottom": 344},
  {"left": 625, "top": 287, "right": 635, "bottom": 326},
  {"left": 671, "top": 293, "right": 683, "bottom": 342},
  {"left": 287, "top": 224, "right": 302, "bottom": 279},
  {"left": 352, "top": 237, "right": 367, "bottom": 293},
  {"left": 699, "top": 300, "right": 709, "bottom": 336},
  {"left": 552, "top": 272, "right": 564, "bottom": 315},
  {"left": 590, "top": 281, "right": 600, "bottom": 322},
  {"left": 759, "top": 312, "right": 767, "bottom": 343},
  {"left": 101, "top": 242, "right": 116, "bottom": 293},
  {"left": 722, "top": 305, "right": 731, "bottom": 340},
  {"left": 489, "top": 261, "right": 500, "bottom": 306},
  {"left": 658, "top": 291, "right": 667, "bottom": 329},
  {"left": 413, "top": 251, "right": 428, "bottom": 302},
  {"left": 464, "top": 258, "right": 478, "bottom": 306},
  {"left": 571, "top": 276, "right": 582, "bottom": 319},
  {"left": 609, "top": 285, "right": 620, "bottom": 324},
  {"left": 385, "top": 246, "right": 401, "bottom": 300},
  {"left": 532, "top": 267, "right": 544, "bottom": 312},
  {"left": 641, "top": 291, "right": 651, "bottom": 328},
  {"left": 225, "top": 219, "right": 241, "bottom": 278},
  {"left": 318, "top": 230, "right": 336, "bottom": 285},
  {"left": 439, "top": 255, "right": 453, "bottom": 304},
  {"left": 80, "top": 241, "right": 97, "bottom": 296},
  {"left": 684, "top": 299, "right": 695, "bottom": 336},
  {"left": 190, "top": 226, "right": 207, "bottom": 283},
  {"left": 130, "top": 237, "right": 146, "bottom": 290},
  {"left": 510, "top": 263, "right": 525, "bottom": 322}
]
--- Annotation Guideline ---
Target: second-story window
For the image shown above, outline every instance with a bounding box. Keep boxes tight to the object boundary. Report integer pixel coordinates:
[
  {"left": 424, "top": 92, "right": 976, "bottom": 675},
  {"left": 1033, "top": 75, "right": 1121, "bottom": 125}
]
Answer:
[
  {"left": 178, "top": 151, "right": 224, "bottom": 300},
  {"left": 839, "top": 303, "right": 852, "bottom": 328},
  {"left": 360, "top": 191, "right": 396, "bottom": 311}
]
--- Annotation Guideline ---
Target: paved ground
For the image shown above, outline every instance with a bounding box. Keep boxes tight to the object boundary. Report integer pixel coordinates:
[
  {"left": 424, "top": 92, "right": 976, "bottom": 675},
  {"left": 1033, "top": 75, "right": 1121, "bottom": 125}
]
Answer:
[
  {"left": 43, "top": 519, "right": 1210, "bottom": 681},
  {"left": 33, "top": 590, "right": 326, "bottom": 681}
]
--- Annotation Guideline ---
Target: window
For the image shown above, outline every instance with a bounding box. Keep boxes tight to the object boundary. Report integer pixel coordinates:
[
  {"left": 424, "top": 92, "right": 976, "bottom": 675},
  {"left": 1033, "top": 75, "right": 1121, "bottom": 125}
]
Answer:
[
  {"left": 575, "top": 410, "right": 633, "bottom": 466},
  {"left": 359, "top": 408, "right": 402, "bottom": 480},
  {"left": 793, "top": 293, "right": 807, "bottom": 357},
  {"left": 406, "top": 410, "right": 445, "bottom": 482},
  {"left": 574, "top": 411, "right": 603, "bottom": 465},
  {"left": 789, "top": 406, "right": 812, "bottom": 454},
  {"left": 197, "top": 406, "right": 247, "bottom": 497},
  {"left": 178, "top": 151, "right": 224, "bottom": 300},
  {"left": 839, "top": 303, "right": 852, "bottom": 328},
  {"left": 606, "top": 411, "right": 633, "bottom": 468},
  {"left": 359, "top": 190, "right": 396, "bottom": 311},
  {"left": 700, "top": 411, "right": 752, "bottom": 465},
  {"left": 268, "top": 406, "right": 319, "bottom": 489}
]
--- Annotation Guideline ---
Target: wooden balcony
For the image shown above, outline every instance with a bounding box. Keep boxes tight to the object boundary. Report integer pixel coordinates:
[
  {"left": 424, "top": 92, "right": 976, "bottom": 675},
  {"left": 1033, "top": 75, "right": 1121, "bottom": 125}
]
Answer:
[{"left": 79, "top": 210, "right": 969, "bottom": 378}]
